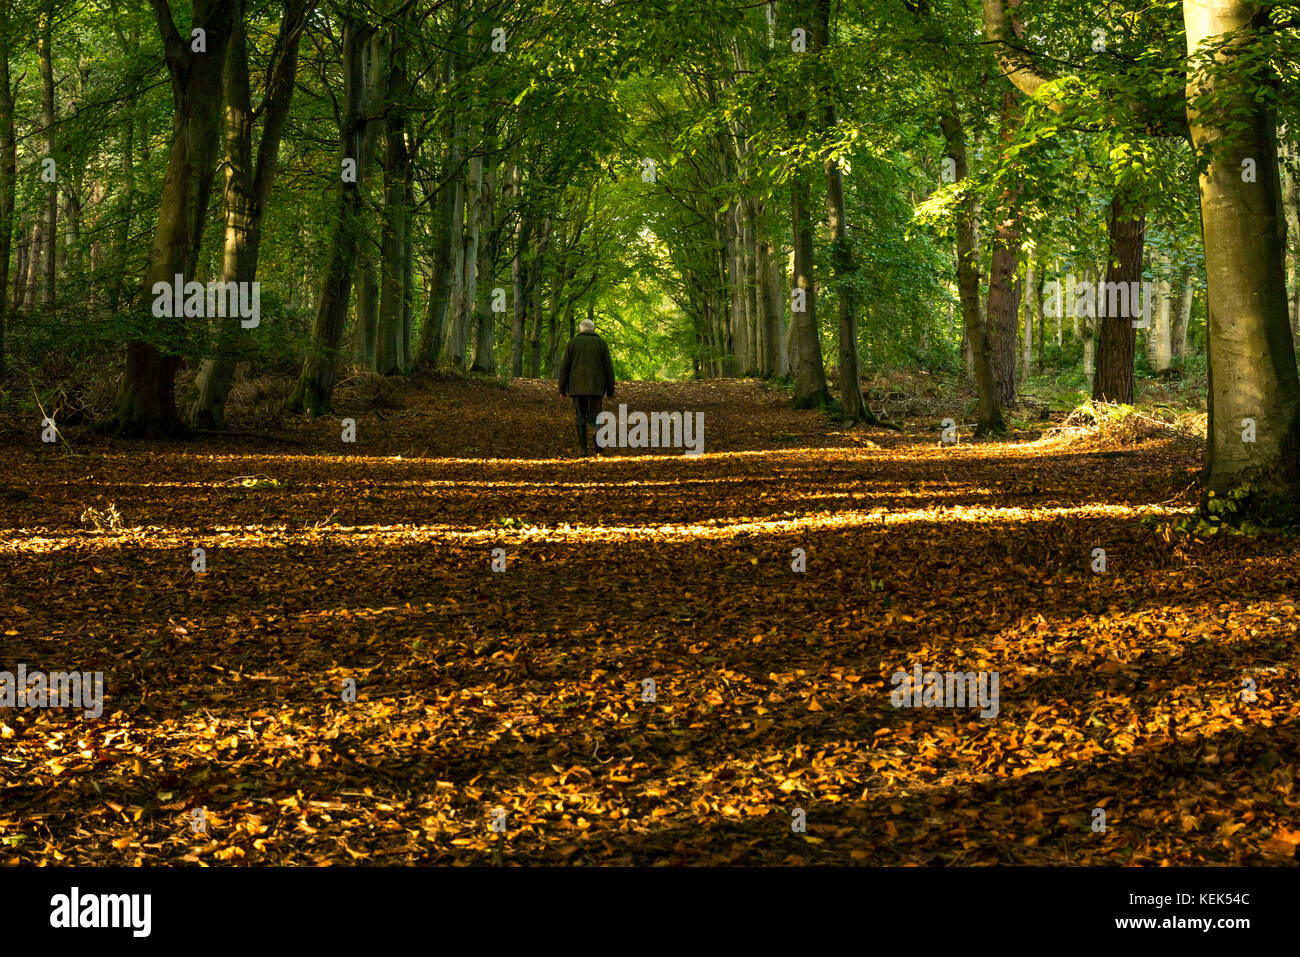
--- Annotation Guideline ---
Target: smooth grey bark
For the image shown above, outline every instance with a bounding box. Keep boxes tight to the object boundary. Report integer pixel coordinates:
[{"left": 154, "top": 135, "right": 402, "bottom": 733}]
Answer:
[
  {"left": 1185, "top": 0, "right": 1300, "bottom": 514},
  {"left": 1172, "top": 267, "right": 1194, "bottom": 361}
]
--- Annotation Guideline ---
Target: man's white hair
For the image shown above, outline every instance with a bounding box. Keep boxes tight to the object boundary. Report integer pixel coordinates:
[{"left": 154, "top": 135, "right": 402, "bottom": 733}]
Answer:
[{"left": 579, "top": 318, "right": 595, "bottom": 333}]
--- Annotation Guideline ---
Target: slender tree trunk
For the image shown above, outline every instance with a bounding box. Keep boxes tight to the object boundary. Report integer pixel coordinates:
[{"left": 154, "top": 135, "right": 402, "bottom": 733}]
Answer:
[
  {"left": 185, "top": 0, "right": 311, "bottom": 428},
  {"left": 1055, "top": 262, "right": 1064, "bottom": 346},
  {"left": 110, "top": 17, "right": 139, "bottom": 310},
  {"left": 1092, "top": 192, "right": 1144, "bottom": 403},
  {"left": 508, "top": 163, "right": 528, "bottom": 379},
  {"left": 813, "top": 0, "right": 868, "bottom": 421},
  {"left": 824, "top": 152, "right": 867, "bottom": 422},
  {"left": 22, "top": 220, "right": 42, "bottom": 311},
  {"left": 755, "top": 236, "right": 777, "bottom": 376},
  {"left": 1150, "top": 250, "right": 1174, "bottom": 371},
  {"left": 789, "top": 172, "right": 828, "bottom": 406},
  {"left": 377, "top": 34, "right": 411, "bottom": 376},
  {"left": 11, "top": 220, "right": 28, "bottom": 313},
  {"left": 1022, "top": 260, "right": 1035, "bottom": 378},
  {"left": 0, "top": 5, "right": 15, "bottom": 373},
  {"left": 456, "top": 151, "right": 483, "bottom": 370},
  {"left": 940, "top": 103, "right": 1003, "bottom": 434},
  {"left": 527, "top": 214, "right": 551, "bottom": 377},
  {"left": 987, "top": 90, "right": 1022, "bottom": 409},
  {"left": 1185, "top": 0, "right": 1300, "bottom": 515},
  {"left": 727, "top": 203, "right": 750, "bottom": 374},
  {"left": 287, "top": 15, "right": 385, "bottom": 415},
  {"left": 440, "top": 141, "right": 466, "bottom": 369},
  {"left": 470, "top": 137, "right": 497, "bottom": 373},
  {"left": 743, "top": 199, "right": 759, "bottom": 376},
  {"left": 772, "top": 242, "right": 789, "bottom": 376},
  {"left": 1034, "top": 256, "right": 1045, "bottom": 369},
  {"left": 418, "top": 151, "right": 456, "bottom": 369},
  {"left": 354, "top": 220, "right": 380, "bottom": 366},
  {"left": 528, "top": 240, "right": 543, "bottom": 377},
  {"left": 1172, "top": 267, "right": 1194, "bottom": 361},
  {"left": 37, "top": 10, "right": 56, "bottom": 308}
]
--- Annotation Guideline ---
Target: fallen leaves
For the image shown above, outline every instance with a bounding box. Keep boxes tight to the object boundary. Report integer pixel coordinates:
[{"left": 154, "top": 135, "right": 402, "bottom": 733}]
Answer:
[{"left": 0, "top": 379, "right": 1296, "bottom": 865}]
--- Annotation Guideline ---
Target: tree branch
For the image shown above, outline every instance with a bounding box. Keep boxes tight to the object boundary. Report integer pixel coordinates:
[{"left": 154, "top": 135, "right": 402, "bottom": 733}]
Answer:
[
  {"left": 980, "top": 0, "right": 1064, "bottom": 112},
  {"left": 149, "top": 0, "right": 190, "bottom": 82}
]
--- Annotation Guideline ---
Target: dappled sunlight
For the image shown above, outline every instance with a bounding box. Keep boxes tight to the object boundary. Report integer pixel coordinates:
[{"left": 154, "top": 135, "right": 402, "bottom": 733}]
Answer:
[
  {"left": 0, "top": 502, "right": 1196, "bottom": 554},
  {"left": 2, "top": 378, "right": 1295, "bottom": 867}
]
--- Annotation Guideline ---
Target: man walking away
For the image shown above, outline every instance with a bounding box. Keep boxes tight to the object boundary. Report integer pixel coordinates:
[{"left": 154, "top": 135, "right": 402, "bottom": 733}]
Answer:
[{"left": 557, "top": 317, "right": 616, "bottom": 456}]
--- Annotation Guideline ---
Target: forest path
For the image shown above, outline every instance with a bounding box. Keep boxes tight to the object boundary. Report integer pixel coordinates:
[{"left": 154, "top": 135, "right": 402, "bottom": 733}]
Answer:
[{"left": 1, "top": 377, "right": 1297, "bottom": 864}]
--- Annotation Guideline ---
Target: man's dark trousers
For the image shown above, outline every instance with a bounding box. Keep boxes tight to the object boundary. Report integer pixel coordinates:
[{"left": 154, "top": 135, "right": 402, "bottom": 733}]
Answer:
[{"left": 573, "top": 395, "right": 603, "bottom": 454}]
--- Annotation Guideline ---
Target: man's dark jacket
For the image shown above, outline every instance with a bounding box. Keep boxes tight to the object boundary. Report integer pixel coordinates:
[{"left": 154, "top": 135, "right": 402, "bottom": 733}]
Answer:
[{"left": 558, "top": 331, "right": 615, "bottom": 397}]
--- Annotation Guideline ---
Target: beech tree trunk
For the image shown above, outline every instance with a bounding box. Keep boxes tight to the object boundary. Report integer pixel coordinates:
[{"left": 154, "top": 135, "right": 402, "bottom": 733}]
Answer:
[
  {"left": 377, "top": 31, "right": 411, "bottom": 375},
  {"left": 185, "top": 0, "right": 312, "bottom": 428},
  {"left": 0, "top": 4, "right": 15, "bottom": 372},
  {"left": 1281, "top": 136, "right": 1299, "bottom": 334},
  {"left": 114, "top": 0, "right": 236, "bottom": 436},
  {"left": 1185, "top": 0, "right": 1300, "bottom": 516},
  {"left": 1150, "top": 252, "right": 1174, "bottom": 372},
  {"left": 454, "top": 150, "right": 483, "bottom": 371},
  {"left": 1172, "top": 267, "right": 1194, "bottom": 361},
  {"left": 287, "top": 16, "right": 387, "bottom": 415},
  {"left": 940, "top": 103, "right": 1003, "bottom": 435},
  {"left": 987, "top": 90, "right": 1022, "bottom": 410},
  {"left": 1022, "top": 260, "right": 1035, "bottom": 379},
  {"left": 37, "top": 10, "right": 56, "bottom": 308},
  {"left": 814, "top": 0, "right": 870, "bottom": 422},
  {"left": 1092, "top": 193, "right": 1144, "bottom": 403}
]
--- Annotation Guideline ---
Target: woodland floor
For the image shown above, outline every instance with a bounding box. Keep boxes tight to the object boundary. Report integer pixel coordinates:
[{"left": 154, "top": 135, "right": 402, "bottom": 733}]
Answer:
[{"left": 1, "top": 373, "right": 1297, "bottom": 865}]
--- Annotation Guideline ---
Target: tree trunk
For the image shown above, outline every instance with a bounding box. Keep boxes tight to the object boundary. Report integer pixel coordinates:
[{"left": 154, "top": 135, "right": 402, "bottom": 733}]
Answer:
[
  {"left": 508, "top": 162, "right": 528, "bottom": 379},
  {"left": 22, "top": 220, "right": 42, "bottom": 311},
  {"left": 185, "top": 0, "right": 312, "bottom": 428},
  {"left": 727, "top": 203, "right": 750, "bottom": 375},
  {"left": 470, "top": 140, "right": 497, "bottom": 373},
  {"left": 0, "top": 4, "right": 15, "bottom": 372},
  {"left": 377, "top": 34, "right": 411, "bottom": 376},
  {"left": 755, "top": 236, "right": 774, "bottom": 376},
  {"left": 287, "top": 15, "right": 386, "bottom": 415},
  {"left": 1022, "top": 261, "right": 1034, "bottom": 379},
  {"left": 1034, "top": 256, "right": 1045, "bottom": 370},
  {"left": 527, "top": 215, "right": 552, "bottom": 377},
  {"left": 354, "top": 223, "right": 380, "bottom": 366},
  {"left": 456, "top": 151, "right": 483, "bottom": 370},
  {"left": 813, "top": 0, "right": 868, "bottom": 421},
  {"left": 940, "top": 103, "right": 1003, "bottom": 434},
  {"left": 440, "top": 139, "right": 466, "bottom": 370},
  {"left": 987, "top": 90, "right": 1022, "bottom": 409},
  {"left": 1150, "top": 251, "right": 1174, "bottom": 372},
  {"left": 789, "top": 171, "right": 828, "bottom": 406},
  {"left": 10, "top": 220, "right": 28, "bottom": 313},
  {"left": 417, "top": 151, "right": 457, "bottom": 369},
  {"left": 1091, "top": 192, "right": 1144, "bottom": 403},
  {"left": 743, "top": 198, "right": 759, "bottom": 376},
  {"left": 1172, "top": 267, "right": 1193, "bottom": 361},
  {"left": 37, "top": 10, "right": 56, "bottom": 308},
  {"left": 114, "top": 0, "right": 237, "bottom": 436},
  {"left": 1281, "top": 135, "right": 1299, "bottom": 335},
  {"left": 1185, "top": 0, "right": 1300, "bottom": 515}
]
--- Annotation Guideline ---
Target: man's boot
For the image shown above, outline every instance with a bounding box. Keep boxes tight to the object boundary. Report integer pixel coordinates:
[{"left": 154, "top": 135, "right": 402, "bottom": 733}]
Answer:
[{"left": 575, "top": 421, "right": 588, "bottom": 456}]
